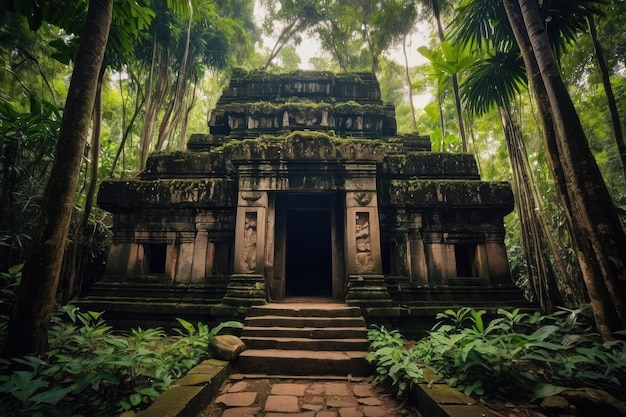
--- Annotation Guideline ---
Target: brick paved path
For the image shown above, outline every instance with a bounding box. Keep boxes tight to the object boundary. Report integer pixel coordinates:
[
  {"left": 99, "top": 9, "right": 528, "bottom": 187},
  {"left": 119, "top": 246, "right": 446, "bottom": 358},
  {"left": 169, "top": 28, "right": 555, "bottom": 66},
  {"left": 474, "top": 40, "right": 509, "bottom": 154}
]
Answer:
[{"left": 199, "top": 375, "right": 421, "bottom": 417}]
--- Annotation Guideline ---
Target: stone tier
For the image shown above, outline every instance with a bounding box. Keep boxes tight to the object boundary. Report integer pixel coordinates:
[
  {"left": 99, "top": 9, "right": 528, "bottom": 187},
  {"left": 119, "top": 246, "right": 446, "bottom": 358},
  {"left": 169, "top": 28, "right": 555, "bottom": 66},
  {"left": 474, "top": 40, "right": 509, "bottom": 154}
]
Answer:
[
  {"left": 141, "top": 134, "right": 477, "bottom": 181},
  {"left": 209, "top": 101, "right": 397, "bottom": 138},
  {"left": 208, "top": 69, "right": 397, "bottom": 138},
  {"left": 219, "top": 69, "right": 383, "bottom": 104}
]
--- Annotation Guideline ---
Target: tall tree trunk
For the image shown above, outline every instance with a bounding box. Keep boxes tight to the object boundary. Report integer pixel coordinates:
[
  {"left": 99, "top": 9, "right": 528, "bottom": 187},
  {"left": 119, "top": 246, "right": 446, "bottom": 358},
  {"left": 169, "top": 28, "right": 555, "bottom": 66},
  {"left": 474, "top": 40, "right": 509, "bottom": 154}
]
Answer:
[
  {"left": 110, "top": 94, "right": 144, "bottom": 177},
  {"left": 451, "top": 74, "right": 467, "bottom": 151},
  {"left": 156, "top": 0, "right": 192, "bottom": 151},
  {"left": 140, "top": 44, "right": 169, "bottom": 169},
  {"left": 1, "top": 0, "right": 112, "bottom": 358},
  {"left": 509, "top": 0, "right": 626, "bottom": 340},
  {"left": 402, "top": 33, "right": 418, "bottom": 132},
  {"left": 110, "top": 68, "right": 144, "bottom": 177},
  {"left": 264, "top": 19, "right": 299, "bottom": 71},
  {"left": 431, "top": 0, "right": 467, "bottom": 151},
  {"left": 503, "top": 0, "right": 586, "bottom": 309},
  {"left": 67, "top": 68, "right": 104, "bottom": 301},
  {"left": 586, "top": 14, "right": 626, "bottom": 184}
]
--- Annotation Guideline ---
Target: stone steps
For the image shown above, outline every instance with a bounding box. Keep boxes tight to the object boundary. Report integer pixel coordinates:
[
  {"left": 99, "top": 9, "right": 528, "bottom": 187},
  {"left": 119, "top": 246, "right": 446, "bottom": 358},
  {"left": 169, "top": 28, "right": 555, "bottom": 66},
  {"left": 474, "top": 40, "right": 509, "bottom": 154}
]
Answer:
[
  {"left": 244, "top": 315, "right": 366, "bottom": 328},
  {"left": 238, "top": 301, "right": 372, "bottom": 377},
  {"left": 242, "top": 326, "right": 368, "bottom": 339},
  {"left": 247, "top": 302, "right": 364, "bottom": 317},
  {"left": 241, "top": 336, "right": 370, "bottom": 351}
]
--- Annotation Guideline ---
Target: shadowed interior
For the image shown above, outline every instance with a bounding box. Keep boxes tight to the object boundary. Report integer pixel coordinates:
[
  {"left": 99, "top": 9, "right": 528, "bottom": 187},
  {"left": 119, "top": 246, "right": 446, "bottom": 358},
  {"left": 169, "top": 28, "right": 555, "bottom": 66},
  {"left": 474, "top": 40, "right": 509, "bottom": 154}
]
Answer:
[{"left": 285, "top": 208, "right": 332, "bottom": 296}]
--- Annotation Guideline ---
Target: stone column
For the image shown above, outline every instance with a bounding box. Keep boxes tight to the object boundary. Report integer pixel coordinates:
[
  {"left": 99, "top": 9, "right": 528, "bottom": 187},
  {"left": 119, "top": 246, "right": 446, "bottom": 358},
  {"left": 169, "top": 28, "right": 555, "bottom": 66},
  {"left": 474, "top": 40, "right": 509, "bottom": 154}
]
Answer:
[
  {"left": 485, "top": 232, "right": 512, "bottom": 284},
  {"left": 422, "top": 231, "right": 450, "bottom": 285},
  {"left": 190, "top": 228, "right": 208, "bottom": 283},
  {"left": 407, "top": 213, "right": 428, "bottom": 286},
  {"left": 174, "top": 231, "right": 195, "bottom": 283},
  {"left": 233, "top": 191, "right": 267, "bottom": 275},
  {"left": 218, "top": 190, "right": 269, "bottom": 310},
  {"left": 191, "top": 211, "right": 220, "bottom": 282},
  {"left": 343, "top": 163, "right": 392, "bottom": 307}
]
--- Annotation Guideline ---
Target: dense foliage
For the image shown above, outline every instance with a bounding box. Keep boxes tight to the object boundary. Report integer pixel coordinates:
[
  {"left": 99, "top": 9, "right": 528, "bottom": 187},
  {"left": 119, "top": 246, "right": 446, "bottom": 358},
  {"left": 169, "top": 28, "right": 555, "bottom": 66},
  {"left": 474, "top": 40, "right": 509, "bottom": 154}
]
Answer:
[
  {"left": 368, "top": 308, "right": 626, "bottom": 402},
  {"left": 0, "top": 303, "right": 242, "bottom": 416}
]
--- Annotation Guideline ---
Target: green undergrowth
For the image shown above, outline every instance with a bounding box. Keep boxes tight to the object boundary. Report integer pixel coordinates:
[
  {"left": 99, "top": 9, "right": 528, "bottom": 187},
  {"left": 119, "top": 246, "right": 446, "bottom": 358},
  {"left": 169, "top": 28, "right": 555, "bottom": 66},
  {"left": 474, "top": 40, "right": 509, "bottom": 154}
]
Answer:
[
  {"left": 0, "top": 305, "right": 242, "bottom": 417},
  {"left": 367, "top": 307, "right": 626, "bottom": 401}
]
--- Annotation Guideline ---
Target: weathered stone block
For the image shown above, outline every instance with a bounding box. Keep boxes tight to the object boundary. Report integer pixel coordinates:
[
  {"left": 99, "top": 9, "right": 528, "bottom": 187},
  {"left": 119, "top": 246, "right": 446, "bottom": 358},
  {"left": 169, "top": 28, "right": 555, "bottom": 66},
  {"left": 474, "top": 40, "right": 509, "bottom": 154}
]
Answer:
[{"left": 209, "top": 335, "right": 247, "bottom": 361}]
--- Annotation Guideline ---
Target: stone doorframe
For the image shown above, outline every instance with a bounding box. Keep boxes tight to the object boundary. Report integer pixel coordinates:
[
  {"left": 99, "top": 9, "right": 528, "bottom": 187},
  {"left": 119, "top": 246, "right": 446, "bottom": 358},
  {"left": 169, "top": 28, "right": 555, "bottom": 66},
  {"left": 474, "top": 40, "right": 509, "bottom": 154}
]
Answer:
[{"left": 231, "top": 160, "right": 384, "bottom": 302}]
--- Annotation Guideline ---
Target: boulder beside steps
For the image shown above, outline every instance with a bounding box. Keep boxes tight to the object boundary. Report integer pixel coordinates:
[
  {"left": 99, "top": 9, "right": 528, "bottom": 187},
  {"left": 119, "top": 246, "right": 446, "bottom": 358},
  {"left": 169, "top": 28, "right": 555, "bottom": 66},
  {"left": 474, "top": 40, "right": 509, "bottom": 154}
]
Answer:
[{"left": 237, "top": 301, "right": 373, "bottom": 377}]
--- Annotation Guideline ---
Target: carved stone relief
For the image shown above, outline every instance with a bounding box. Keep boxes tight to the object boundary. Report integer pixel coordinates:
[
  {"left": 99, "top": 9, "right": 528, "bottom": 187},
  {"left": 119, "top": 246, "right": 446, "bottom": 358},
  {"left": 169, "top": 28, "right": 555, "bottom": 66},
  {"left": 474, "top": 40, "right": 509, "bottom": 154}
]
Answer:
[
  {"left": 353, "top": 191, "right": 373, "bottom": 206},
  {"left": 355, "top": 212, "right": 374, "bottom": 273},
  {"left": 241, "top": 212, "right": 257, "bottom": 273}
]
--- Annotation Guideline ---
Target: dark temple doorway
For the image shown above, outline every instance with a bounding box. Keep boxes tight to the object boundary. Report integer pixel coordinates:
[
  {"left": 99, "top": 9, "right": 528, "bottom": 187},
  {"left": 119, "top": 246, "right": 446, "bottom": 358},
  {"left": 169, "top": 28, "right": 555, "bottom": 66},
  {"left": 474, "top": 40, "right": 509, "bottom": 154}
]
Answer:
[{"left": 285, "top": 208, "right": 333, "bottom": 296}]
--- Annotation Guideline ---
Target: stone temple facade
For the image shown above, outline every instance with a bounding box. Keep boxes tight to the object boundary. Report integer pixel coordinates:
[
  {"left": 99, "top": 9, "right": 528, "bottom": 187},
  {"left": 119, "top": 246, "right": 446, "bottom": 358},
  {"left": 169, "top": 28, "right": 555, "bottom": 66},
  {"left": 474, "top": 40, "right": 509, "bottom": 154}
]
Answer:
[{"left": 79, "top": 69, "right": 526, "bottom": 334}]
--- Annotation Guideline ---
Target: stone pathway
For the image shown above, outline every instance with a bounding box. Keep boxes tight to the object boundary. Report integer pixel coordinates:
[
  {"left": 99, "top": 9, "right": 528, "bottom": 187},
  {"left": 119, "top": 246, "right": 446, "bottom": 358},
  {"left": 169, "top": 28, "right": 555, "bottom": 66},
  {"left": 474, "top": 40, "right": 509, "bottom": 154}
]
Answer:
[{"left": 199, "top": 375, "right": 422, "bottom": 417}]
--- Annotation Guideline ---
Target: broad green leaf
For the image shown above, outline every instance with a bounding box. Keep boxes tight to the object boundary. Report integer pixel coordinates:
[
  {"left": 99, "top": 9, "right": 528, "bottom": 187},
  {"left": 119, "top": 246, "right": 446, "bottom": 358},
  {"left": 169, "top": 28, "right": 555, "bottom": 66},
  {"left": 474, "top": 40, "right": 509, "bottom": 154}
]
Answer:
[{"left": 532, "top": 383, "right": 567, "bottom": 400}]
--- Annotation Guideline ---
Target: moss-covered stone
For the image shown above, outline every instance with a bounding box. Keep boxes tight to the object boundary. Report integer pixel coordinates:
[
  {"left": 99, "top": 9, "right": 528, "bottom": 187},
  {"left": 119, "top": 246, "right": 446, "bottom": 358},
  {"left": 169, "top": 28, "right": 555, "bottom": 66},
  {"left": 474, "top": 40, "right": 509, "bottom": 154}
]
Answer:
[
  {"left": 143, "top": 150, "right": 228, "bottom": 178},
  {"left": 284, "top": 131, "right": 336, "bottom": 160},
  {"left": 386, "top": 179, "right": 514, "bottom": 210},
  {"left": 382, "top": 152, "right": 480, "bottom": 178},
  {"left": 97, "top": 178, "right": 236, "bottom": 210}
]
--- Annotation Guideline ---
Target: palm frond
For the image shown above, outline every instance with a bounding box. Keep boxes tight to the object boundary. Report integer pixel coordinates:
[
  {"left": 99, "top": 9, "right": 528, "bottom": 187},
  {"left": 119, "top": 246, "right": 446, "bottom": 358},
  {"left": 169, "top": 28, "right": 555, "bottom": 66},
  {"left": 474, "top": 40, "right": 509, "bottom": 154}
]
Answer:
[{"left": 461, "top": 50, "right": 526, "bottom": 116}]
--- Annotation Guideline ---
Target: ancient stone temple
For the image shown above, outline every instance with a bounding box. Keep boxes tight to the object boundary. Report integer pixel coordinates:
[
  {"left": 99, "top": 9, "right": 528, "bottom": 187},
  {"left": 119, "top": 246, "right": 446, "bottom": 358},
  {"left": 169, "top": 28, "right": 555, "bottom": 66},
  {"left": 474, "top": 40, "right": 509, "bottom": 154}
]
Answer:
[{"left": 79, "top": 69, "right": 526, "bottom": 334}]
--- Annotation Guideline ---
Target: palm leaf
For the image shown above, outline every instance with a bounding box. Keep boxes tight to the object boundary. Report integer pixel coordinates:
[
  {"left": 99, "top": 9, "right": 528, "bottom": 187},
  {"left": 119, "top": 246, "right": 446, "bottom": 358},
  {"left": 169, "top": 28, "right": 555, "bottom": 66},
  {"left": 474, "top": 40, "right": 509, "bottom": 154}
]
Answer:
[{"left": 461, "top": 50, "right": 526, "bottom": 116}]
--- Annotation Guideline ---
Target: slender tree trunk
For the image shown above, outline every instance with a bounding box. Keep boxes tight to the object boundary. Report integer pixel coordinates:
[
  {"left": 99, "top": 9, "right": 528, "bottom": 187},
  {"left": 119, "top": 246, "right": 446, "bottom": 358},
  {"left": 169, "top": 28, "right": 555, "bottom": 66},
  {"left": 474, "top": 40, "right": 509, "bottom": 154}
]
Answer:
[
  {"left": 179, "top": 83, "right": 198, "bottom": 151},
  {"left": 402, "top": 33, "right": 418, "bottom": 132},
  {"left": 140, "top": 44, "right": 170, "bottom": 169},
  {"left": 509, "top": 0, "right": 626, "bottom": 340},
  {"left": 67, "top": 68, "right": 104, "bottom": 300},
  {"left": 110, "top": 92, "right": 144, "bottom": 177},
  {"left": 432, "top": 0, "right": 447, "bottom": 146},
  {"left": 452, "top": 74, "right": 467, "bottom": 152},
  {"left": 586, "top": 14, "right": 626, "bottom": 185},
  {"left": 1, "top": 0, "right": 112, "bottom": 358},
  {"left": 500, "top": 105, "right": 566, "bottom": 311},
  {"left": 156, "top": 0, "right": 192, "bottom": 151},
  {"left": 264, "top": 20, "right": 299, "bottom": 71},
  {"left": 431, "top": 0, "right": 467, "bottom": 151}
]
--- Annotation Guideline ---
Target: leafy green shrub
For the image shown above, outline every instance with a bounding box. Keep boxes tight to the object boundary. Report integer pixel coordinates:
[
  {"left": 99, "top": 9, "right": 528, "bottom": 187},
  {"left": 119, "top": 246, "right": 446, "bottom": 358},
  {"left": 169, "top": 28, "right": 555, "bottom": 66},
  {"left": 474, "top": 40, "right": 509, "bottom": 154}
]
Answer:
[
  {"left": 413, "top": 307, "right": 626, "bottom": 399},
  {"left": 366, "top": 325, "right": 424, "bottom": 398},
  {"left": 366, "top": 308, "right": 626, "bottom": 403},
  {"left": 0, "top": 305, "right": 242, "bottom": 416}
]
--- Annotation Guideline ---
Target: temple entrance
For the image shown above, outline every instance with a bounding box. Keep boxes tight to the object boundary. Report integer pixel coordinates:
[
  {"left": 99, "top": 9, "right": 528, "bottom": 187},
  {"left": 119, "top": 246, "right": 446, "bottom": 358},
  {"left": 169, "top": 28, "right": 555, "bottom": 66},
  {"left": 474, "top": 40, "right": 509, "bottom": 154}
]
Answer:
[{"left": 285, "top": 208, "right": 332, "bottom": 296}]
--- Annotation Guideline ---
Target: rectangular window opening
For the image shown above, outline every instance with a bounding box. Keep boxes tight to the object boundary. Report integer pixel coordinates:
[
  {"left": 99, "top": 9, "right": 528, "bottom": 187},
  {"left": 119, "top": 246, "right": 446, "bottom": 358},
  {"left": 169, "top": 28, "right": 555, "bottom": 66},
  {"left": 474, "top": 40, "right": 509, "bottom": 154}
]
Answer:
[
  {"left": 455, "top": 244, "right": 477, "bottom": 278},
  {"left": 144, "top": 243, "right": 167, "bottom": 274}
]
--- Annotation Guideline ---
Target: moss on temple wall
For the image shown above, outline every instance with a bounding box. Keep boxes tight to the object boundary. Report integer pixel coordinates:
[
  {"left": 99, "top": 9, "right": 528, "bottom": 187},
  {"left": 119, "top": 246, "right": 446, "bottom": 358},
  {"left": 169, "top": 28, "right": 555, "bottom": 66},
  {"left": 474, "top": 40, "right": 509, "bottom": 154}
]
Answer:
[
  {"left": 220, "top": 100, "right": 386, "bottom": 116},
  {"left": 333, "top": 139, "right": 398, "bottom": 161},
  {"left": 382, "top": 153, "right": 480, "bottom": 178},
  {"left": 137, "top": 133, "right": 491, "bottom": 183},
  {"left": 143, "top": 150, "right": 228, "bottom": 178},
  {"left": 284, "top": 131, "right": 337, "bottom": 159},
  {"left": 98, "top": 178, "right": 237, "bottom": 210},
  {"left": 221, "top": 136, "right": 285, "bottom": 162},
  {"left": 386, "top": 179, "right": 514, "bottom": 210}
]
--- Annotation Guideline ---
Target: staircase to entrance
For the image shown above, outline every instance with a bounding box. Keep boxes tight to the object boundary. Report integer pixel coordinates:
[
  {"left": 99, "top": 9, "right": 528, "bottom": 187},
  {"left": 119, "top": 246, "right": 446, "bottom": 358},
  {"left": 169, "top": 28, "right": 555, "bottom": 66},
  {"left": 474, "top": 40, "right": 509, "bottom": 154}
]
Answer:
[{"left": 237, "top": 299, "right": 372, "bottom": 377}]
